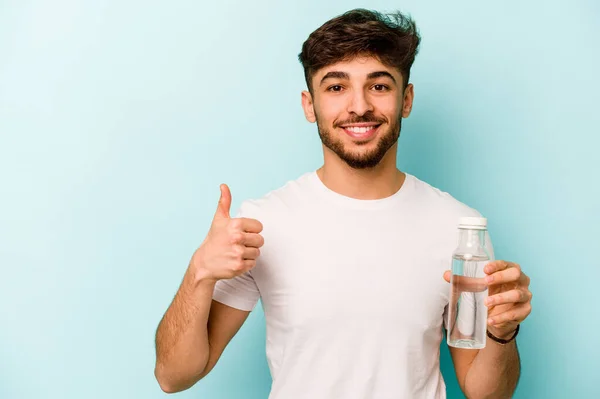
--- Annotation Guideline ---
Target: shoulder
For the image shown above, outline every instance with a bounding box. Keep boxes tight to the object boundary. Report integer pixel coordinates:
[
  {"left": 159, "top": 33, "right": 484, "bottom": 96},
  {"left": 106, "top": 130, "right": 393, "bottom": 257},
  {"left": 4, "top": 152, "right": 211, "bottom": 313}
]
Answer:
[
  {"left": 234, "top": 171, "right": 315, "bottom": 219},
  {"left": 406, "top": 173, "right": 483, "bottom": 225}
]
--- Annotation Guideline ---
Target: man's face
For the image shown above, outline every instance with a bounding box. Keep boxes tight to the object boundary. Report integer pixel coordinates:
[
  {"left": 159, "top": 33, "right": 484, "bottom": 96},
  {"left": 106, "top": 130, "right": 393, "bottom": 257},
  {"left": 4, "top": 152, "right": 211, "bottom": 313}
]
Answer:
[{"left": 301, "top": 56, "right": 414, "bottom": 169}]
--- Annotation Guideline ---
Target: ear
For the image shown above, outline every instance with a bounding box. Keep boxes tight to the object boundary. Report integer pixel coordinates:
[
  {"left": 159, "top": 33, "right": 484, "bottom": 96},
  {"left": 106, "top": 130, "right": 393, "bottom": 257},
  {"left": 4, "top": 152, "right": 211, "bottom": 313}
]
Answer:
[
  {"left": 301, "top": 90, "right": 316, "bottom": 123},
  {"left": 401, "top": 83, "right": 415, "bottom": 118}
]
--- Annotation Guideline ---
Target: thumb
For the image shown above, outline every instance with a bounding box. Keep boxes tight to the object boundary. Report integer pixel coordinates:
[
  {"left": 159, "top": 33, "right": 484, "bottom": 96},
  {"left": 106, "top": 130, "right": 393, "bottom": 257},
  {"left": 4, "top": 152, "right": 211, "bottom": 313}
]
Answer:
[
  {"left": 443, "top": 270, "right": 451, "bottom": 283},
  {"left": 214, "top": 184, "right": 232, "bottom": 219}
]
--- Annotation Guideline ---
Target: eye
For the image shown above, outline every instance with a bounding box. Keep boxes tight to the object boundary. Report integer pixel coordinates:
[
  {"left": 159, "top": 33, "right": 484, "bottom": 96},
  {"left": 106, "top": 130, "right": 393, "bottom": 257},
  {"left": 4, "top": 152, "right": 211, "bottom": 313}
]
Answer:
[
  {"left": 372, "top": 84, "right": 389, "bottom": 91},
  {"left": 327, "top": 85, "right": 344, "bottom": 92}
]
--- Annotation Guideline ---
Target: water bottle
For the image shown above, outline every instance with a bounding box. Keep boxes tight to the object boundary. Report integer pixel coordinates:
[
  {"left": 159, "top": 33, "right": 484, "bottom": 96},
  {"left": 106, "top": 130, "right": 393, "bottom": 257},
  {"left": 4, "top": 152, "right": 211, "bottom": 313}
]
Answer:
[{"left": 447, "top": 216, "right": 492, "bottom": 349}]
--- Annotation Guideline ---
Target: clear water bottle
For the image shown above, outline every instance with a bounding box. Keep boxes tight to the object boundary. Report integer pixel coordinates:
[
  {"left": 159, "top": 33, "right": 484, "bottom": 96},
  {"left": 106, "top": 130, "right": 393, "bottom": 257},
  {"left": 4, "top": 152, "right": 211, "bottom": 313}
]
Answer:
[{"left": 447, "top": 217, "right": 493, "bottom": 349}]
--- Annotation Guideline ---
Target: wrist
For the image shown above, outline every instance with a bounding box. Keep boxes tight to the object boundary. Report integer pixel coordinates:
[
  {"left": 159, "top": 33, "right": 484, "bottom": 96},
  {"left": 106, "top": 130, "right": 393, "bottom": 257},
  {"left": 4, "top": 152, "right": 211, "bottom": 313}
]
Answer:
[
  {"left": 188, "top": 249, "right": 218, "bottom": 285},
  {"left": 193, "top": 267, "right": 218, "bottom": 286},
  {"left": 488, "top": 328, "right": 513, "bottom": 340},
  {"left": 185, "top": 260, "right": 218, "bottom": 290},
  {"left": 487, "top": 324, "right": 520, "bottom": 344}
]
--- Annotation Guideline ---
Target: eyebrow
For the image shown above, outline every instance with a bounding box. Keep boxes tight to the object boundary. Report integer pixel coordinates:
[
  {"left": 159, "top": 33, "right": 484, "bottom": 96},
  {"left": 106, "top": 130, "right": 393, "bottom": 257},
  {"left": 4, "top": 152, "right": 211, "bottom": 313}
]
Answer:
[
  {"left": 319, "top": 70, "right": 397, "bottom": 86},
  {"left": 320, "top": 71, "right": 349, "bottom": 86},
  {"left": 367, "top": 71, "right": 396, "bottom": 83}
]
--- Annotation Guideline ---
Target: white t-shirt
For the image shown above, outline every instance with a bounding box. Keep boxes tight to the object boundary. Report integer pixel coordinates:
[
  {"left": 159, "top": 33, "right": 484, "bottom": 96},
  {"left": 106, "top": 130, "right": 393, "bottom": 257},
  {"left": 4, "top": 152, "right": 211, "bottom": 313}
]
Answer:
[{"left": 213, "top": 171, "right": 493, "bottom": 399}]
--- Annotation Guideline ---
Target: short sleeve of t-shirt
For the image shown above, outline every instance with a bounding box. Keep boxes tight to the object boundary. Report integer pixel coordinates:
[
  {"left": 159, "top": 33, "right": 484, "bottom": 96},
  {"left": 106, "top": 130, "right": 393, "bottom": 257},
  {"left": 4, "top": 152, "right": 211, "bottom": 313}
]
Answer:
[
  {"left": 213, "top": 271, "right": 260, "bottom": 311},
  {"left": 212, "top": 202, "right": 261, "bottom": 312},
  {"left": 443, "top": 226, "right": 496, "bottom": 331}
]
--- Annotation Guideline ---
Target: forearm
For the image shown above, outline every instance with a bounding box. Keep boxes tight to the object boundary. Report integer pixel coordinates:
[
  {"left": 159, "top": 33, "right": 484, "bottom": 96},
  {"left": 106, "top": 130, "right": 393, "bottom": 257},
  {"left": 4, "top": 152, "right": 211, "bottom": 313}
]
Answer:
[
  {"left": 464, "top": 337, "right": 520, "bottom": 399},
  {"left": 154, "top": 267, "right": 216, "bottom": 392}
]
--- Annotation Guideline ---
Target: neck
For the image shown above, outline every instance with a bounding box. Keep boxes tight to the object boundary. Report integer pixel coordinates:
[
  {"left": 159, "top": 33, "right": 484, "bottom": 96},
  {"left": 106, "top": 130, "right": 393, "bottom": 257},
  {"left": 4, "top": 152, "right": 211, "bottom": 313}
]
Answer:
[{"left": 316, "top": 143, "right": 405, "bottom": 200}]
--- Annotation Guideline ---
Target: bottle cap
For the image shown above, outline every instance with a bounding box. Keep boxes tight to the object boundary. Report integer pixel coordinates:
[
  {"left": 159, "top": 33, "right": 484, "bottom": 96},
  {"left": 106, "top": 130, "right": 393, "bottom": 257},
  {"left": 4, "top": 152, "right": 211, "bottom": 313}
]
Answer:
[{"left": 459, "top": 216, "right": 487, "bottom": 230}]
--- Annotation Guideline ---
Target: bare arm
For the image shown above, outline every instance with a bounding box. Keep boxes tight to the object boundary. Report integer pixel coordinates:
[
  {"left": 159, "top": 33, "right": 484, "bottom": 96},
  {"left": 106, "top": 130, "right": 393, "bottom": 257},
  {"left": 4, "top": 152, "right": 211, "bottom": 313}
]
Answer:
[
  {"left": 154, "top": 267, "right": 250, "bottom": 393},
  {"left": 446, "top": 261, "right": 531, "bottom": 398},
  {"left": 450, "top": 338, "right": 520, "bottom": 399},
  {"left": 154, "top": 184, "right": 264, "bottom": 393}
]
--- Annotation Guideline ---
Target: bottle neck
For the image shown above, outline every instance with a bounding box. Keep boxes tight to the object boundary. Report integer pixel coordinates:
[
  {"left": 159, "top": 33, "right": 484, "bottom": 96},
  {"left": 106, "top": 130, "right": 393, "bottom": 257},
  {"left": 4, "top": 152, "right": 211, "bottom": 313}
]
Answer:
[{"left": 457, "top": 228, "right": 487, "bottom": 254}]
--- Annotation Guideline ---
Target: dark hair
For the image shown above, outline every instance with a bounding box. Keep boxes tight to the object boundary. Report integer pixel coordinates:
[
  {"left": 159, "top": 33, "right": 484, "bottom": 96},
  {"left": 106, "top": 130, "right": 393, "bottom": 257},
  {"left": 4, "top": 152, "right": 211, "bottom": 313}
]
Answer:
[{"left": 298, "top": 9, "right": 421, "bottom": 92}]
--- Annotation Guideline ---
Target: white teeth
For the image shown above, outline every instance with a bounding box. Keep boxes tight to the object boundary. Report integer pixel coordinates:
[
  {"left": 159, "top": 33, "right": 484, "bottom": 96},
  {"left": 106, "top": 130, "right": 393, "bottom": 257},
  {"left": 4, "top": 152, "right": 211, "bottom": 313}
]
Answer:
[{"left": 346, "top": 126, "right": 373, "bottom": 133}]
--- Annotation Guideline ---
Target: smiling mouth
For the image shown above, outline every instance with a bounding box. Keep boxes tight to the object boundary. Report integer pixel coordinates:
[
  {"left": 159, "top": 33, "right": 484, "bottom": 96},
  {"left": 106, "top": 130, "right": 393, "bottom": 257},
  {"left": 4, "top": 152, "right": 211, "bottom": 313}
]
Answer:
[{"left": 340, "top": 123, "right": 382, "bottom": 140}]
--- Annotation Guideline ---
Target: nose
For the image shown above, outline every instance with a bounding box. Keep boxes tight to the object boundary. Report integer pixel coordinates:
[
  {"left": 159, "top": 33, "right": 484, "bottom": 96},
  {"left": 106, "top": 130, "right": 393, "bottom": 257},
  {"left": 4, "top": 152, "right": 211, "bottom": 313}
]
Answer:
[{"left": 346, "top": 89, "right": 374, "bottom": 116}]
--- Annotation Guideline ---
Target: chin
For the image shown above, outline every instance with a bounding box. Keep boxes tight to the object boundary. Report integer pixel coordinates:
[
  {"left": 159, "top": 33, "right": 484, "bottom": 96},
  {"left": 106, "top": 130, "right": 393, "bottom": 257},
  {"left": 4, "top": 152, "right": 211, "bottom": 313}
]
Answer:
[{"left": 342, "top": 157, "right": 384, "bottom": 170}]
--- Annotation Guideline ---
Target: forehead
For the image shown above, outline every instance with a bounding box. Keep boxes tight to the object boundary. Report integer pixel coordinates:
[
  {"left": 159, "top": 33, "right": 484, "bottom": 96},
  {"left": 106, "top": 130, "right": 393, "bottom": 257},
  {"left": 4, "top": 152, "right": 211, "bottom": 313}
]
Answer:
[{"left": 314, "top": 56, "right": 401, "bottom": 82}]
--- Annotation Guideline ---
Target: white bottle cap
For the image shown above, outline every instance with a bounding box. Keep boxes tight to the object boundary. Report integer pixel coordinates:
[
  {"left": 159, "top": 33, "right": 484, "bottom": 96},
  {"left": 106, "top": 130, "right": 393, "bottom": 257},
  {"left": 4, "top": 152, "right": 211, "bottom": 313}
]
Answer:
[{"left": 459, "top": 216, "right": 487, "bottom": 230}]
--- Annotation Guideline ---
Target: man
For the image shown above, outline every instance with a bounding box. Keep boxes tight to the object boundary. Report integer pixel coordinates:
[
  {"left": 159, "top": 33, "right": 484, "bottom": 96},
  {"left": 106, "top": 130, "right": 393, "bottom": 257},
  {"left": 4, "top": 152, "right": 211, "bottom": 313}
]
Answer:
[{"left": 154, "top": 8, "right": 532, "bottom": 399}]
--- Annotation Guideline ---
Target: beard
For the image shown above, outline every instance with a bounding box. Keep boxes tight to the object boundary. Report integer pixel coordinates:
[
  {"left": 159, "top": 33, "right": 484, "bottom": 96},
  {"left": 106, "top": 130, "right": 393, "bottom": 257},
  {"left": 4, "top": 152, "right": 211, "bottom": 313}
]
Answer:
[{"left": 316, "top": 111, "right": 402, "bottom": 169}]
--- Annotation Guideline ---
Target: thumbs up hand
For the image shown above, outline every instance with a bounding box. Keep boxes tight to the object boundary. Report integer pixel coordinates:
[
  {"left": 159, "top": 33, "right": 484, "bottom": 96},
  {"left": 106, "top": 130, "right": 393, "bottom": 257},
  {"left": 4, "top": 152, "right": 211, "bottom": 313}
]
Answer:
[{"left": 191, "top": 184, "right": 264, "bottom": 282}]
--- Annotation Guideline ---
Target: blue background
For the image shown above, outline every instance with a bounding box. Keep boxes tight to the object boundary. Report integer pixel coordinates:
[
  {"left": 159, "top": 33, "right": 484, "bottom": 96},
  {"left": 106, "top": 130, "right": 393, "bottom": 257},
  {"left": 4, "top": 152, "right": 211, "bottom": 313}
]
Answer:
[{"left": 1, "top": 1, "right": 598, "bottom": 398}]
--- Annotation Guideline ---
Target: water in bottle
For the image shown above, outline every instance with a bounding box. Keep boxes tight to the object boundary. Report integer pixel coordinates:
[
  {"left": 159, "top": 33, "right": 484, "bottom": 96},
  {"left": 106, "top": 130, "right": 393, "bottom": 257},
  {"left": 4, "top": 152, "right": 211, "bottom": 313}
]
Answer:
[{"left": 447, "top": 217, "right": 492, "bottom": 349}]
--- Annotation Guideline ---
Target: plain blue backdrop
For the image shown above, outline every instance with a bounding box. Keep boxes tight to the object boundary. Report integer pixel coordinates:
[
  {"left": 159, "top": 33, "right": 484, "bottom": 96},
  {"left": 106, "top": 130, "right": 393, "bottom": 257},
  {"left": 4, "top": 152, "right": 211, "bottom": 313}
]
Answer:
[{"left": 0, "top": 0, "right": 598, "bottom": 398}]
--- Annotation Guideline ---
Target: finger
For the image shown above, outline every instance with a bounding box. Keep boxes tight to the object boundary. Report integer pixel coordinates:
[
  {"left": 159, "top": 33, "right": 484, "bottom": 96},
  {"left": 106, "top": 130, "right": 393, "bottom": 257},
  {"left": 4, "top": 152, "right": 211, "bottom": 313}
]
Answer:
[
  {"left": 215, "top": 184, "right": 232, "bottom": 220},
  {"left": 521, "top": 271, "right": 531, "bottom": 286},
  {"left": 242, "top": 259, "right": 257, "bottom": 271},
  {"left": 243, "top": 246, "right": 261, "bottom": 260},
  {"left": 485, "top": 266, "right": 520, "bottom": 285},
  {"left": 240, "top": 217, "right": 263, "bottom": 233},
  {"left": 484, "top": 260, "right": 510, "bottom": 275},
  {"left": 443, "top": 270, "right": 451, "bottom": 283},
  {"left": 485, "top": 289, "right": 531, "bottom": 307},
  {"left": 243, "top": 233, "right": 264, "bottom": 248},
  {"left": 488, "top": 303, "right": 532, "bottom": 325},
  {"left": 450, "top": 275, "right": 487, "bottom": 292}
]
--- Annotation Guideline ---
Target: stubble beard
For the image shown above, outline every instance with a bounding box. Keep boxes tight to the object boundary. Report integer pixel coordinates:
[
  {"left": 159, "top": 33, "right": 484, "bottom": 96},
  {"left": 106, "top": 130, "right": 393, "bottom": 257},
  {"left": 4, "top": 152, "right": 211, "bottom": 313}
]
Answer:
[{"left": 316, "top": 111, "right": 402, "bottom": 170}]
